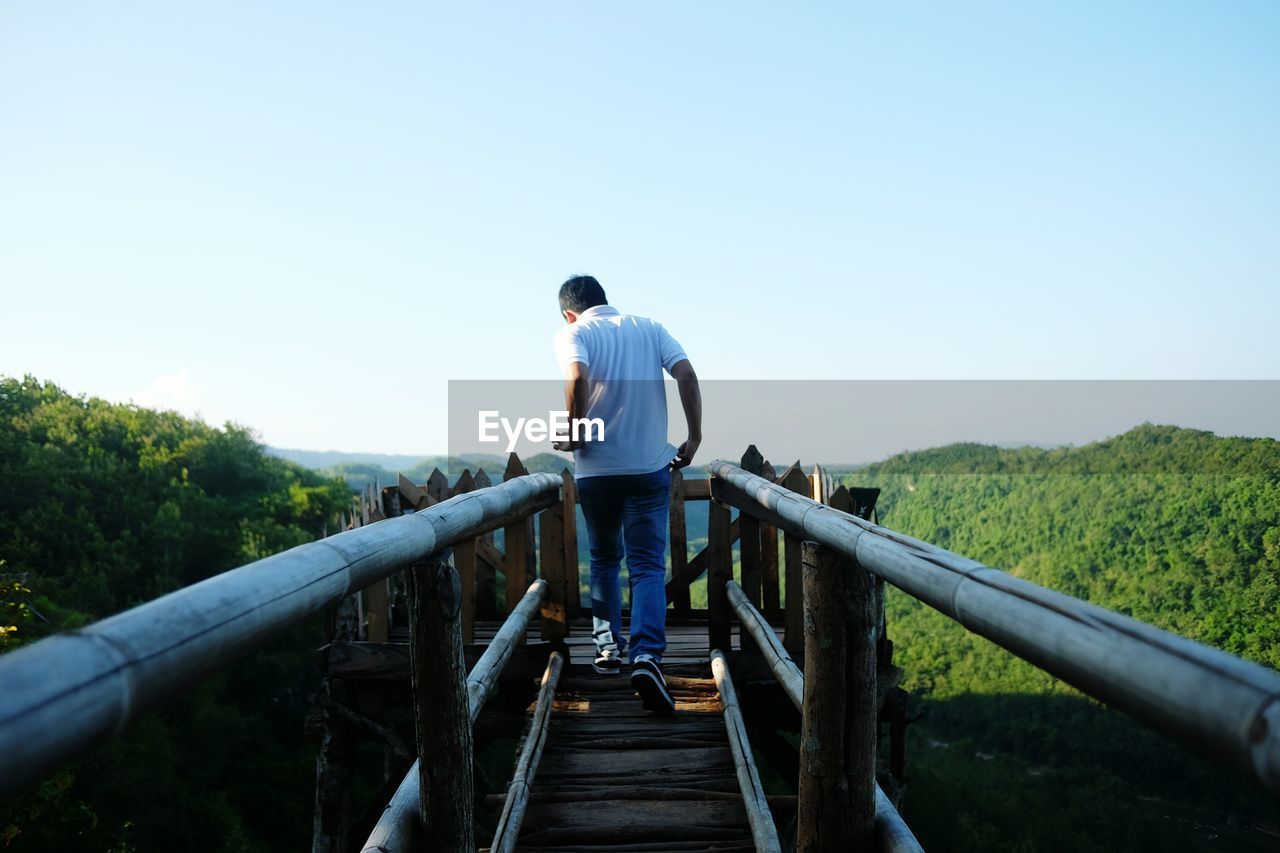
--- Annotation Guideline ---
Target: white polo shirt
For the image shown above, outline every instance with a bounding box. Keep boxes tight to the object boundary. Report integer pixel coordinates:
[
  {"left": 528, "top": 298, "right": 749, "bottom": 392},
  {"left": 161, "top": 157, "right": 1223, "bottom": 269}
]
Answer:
[{"left": 552, "top": 305, "right": 688, "bottom": 479}]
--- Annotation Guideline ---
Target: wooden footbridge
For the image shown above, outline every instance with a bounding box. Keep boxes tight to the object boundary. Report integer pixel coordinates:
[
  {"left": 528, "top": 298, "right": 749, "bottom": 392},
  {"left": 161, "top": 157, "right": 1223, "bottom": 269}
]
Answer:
[{"left": 2, "top": 447, "right": 1279, "bottom": 853}]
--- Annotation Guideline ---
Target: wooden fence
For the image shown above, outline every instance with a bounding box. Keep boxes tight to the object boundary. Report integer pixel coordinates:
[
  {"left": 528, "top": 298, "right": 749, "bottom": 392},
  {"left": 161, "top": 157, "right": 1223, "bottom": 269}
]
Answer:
[{"left": 706, "top": 456, "right": 1280, "bottom": 811}]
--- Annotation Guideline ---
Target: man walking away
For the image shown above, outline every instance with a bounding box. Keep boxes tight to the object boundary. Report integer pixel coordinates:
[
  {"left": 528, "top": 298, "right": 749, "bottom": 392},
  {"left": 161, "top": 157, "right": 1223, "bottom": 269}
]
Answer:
[{"left": 551, "top": 275, "right": 702, "bottom": 716}]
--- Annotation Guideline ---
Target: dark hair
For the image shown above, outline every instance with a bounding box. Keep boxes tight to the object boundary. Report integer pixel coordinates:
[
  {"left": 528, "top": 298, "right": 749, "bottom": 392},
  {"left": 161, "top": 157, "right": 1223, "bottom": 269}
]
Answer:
[{"left": 559, "top": 275, "right": 608, "bottom": 315}]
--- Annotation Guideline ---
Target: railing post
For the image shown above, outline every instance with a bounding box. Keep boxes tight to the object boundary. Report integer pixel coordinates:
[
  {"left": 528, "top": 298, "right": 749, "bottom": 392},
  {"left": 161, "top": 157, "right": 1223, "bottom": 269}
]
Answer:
[
  {"left": 539, "top": 481, "right": 568, "bottom": 643},
  {"left": 707, "top": 498, "right": 733, "bottom": 653},
  {"left": 560, "top": 469, "right": 579, "bottom": 624},
  {"left": 449, "top": 471, "right": 479, "bottom": 643},
  {"left": 760, "top": 460, "right": 780, "bottom": 614},
  {"left": 668, "top": 467, "right": 692, "bottom": 613},
  {"left": 738, "top": 446, "right": 764, "bottom": 608},
  {"left": 779, "top": 463, "right": 811, "bottom": 659},
  {"left": 407, "top": 549, "right": 475, "bottom": 850},
  {"left": 797, "top": 541, "right": 876, "bottom": 851},
  {"left": 504, "top": 454, "right": 532, "bottom": 619}
]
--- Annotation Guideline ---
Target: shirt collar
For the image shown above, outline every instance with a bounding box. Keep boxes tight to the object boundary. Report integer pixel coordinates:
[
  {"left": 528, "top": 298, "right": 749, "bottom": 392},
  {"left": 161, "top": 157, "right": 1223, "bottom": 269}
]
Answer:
[{"left": 579, "top": 305, "right": 619, "bottom": 319}]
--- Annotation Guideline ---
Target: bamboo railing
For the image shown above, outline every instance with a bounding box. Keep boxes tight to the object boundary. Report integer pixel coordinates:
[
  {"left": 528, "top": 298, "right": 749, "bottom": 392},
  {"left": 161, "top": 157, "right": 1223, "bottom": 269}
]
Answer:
[
  {"left": 0, "top": 471, "right": 561, "bottom": 800},
  {"left": 726, "top": 580, "right": 923, "bottom": 853},
  {"left": 360, "top": 579, "right": 550, "bottom": 853},
  {"left": 708, "top": 458, "right": 1280, "bottom": 801}
]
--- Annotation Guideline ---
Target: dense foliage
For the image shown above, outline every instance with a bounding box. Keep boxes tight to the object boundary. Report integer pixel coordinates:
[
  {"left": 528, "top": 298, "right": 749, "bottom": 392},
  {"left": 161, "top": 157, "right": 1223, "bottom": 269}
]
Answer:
[
  {"left": 851, "top": 424, "right": 1280, "bottom": 851},
  {"left": 0, "top": 377, "right": 351, "bottom": 852}
]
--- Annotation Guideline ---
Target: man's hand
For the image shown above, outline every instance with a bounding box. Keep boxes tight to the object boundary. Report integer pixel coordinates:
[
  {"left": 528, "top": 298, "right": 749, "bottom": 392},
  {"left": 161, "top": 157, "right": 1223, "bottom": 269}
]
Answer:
[
  {"left": 552, "top": 439, "right": 580, "bottom": 453},
  {"left": 671, "top": 437, "right": 700, "bottom": 470}
]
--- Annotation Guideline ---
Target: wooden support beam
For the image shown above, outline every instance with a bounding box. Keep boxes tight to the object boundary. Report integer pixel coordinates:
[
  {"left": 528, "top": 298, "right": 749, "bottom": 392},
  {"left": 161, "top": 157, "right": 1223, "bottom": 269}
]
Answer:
[
  {"left": 797, "top": 542, "right": 876, "bottom": 852},
  {"left": 453, "top": 470, "right": 480, "bottom": 644},
  {"left": 490, "top": 651, "right": 566, "bottom": 853},
  {"left": 476, "top": 468, "right": 501, "bottom": 590},
  {"left": 738, "top": 446, "right": 764, "bottom": 609},
  {"left": 668, "top": 467, "right": 691, "bottom": 612},
  {"left": 364, "top": 580, "right": 390, "bottom": 644},
  {"left": 707, "top": 500, "right": 733, "bottom": 654},
  {"left": 359, "top": 582, "right": 550, "bottom": 853},
  {"left": 680, "top": 477, "right": 712, "bottom": 500},
  {"left": 559, "top": 470, "right": 578, "bottom": 623},
  {"left": 710, "top": 650, "right": 783, "bottom": 853},
  {"left": 504, "top": 454, "right": 532, "bottom": 619},
  {"left": 664, "top": 516, "right": 740, "bottom": 600},
  {"left": 311, "top": 679, "right": 355, "bottom": 853},
  {"left": 539, "top": 488, "right": 568, "bottom": 643},
  {"left": 778, "top": 463, "right": 811, "bottom": 659},
  {"left": 760, "top": 461, "right": 781, "bottom": 612},
  {"left": 407, "top": 550, "right": 474, "bottom": 851}
]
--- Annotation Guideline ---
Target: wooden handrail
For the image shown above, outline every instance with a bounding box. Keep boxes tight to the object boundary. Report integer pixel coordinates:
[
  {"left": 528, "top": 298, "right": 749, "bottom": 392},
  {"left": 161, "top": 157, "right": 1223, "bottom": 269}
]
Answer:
[
  {"left": 711, "top": 460, "right": 1280, "bottom": 800},
  {"left": 489, "top": 650, "right": 566, "bottom": 853},
  {"left": 726, "top": 580, "right": 923, "bottom": 853},
  {"left": 0, "top": 473, "right": 561, "bottom": 800},
  {"left": 710, "top": 649, "right": 783, "bottom": 853},
  {"left": 361, "top": 579, "right": 549, "bottom": 853}
]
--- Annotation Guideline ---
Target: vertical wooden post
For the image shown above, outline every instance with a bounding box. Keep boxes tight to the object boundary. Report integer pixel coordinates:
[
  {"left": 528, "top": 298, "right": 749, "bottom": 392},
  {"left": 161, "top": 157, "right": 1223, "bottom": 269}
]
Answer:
[
  {"left": 560, "top": 469, "right": 579, "bottom": 626},
  {"left": 760, "top": 461, "right": 781, "bottom": 614},
  {"left": 312, "top": 572, "right": 359, "bottom": 853},
  {"left": 452, "top": 470, "right": 479, "bottom": 644},
  {"left": 796, "top": 542, "right": 876, "bottom": 852},
  {"left": 738, "top": 446, "right": 764, "bottom": 654},
  {"left": 407, "top": 549, "right": 475, "bottom": 850},
  {"left": 474, "top": 469, "right": 502, "bottom": 620},
  {"left": 779, "top": 463, "right": 811, "bottom": 659},
  {"left": 504, "top": 454, "right": 531, "bottom": 619},
  {"left": 707, "top": 499, "right": 733, "bottom": 653},
  {"left": 668, "top": 467, "right": 691, "bottom": 613},
  {"left": 539, "top": 484, "right": 568, "bottom": 643},
  {"left": 738, "top": 446, "right": 764, "bottom": 607}
]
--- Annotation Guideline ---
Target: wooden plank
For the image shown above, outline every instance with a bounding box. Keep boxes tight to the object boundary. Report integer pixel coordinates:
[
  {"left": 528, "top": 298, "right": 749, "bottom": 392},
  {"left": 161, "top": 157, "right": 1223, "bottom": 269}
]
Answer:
[
  {"left": 797, "top": 541, "right": 876, "bottom": 851},
  {"left": 681, "top": 477, "right": 712, "bottom": 500},
  {"left": 407, "top": 550, "right": 474, "bottom": 850},
  {"left": 707, "top": 500, "right": 733, "bottom": 654},
  {"left": 737, "top": 446, "right": 764, "bottom": 610},
  {"left": 539, "top": 494, "right": 568, "bottom": 642},
  {"left": 560, "top": 470, "right": 579, "bottom": 627},
  {"left": 490, "top": 651, "right": 566, "bottom": 853},
  {"left": 504, "top": 454, "right": 531, "bottom": 620},
  {"left": 778, "top": 462, "right": 811, "bottom": 659},
  {"left": 664, "top": 517, "right": 740, "bottom": 599},
  {"left": 426, "top": 468, "right": 449, "bottom": 504},
  {"left": 453, "top": 470, "right": 479, "bottom": 644},
  {"left": 710, "top": 650, "right": 782, "bottom": 853},
  {"left": 760, "top": 460, "right": 780, "bottom": 612},
  {"left": 668, "top": 468, "right": 691, "bottom": 612},
  {"left": 398, "top": 473, "right": 428, "bottom": 509}
]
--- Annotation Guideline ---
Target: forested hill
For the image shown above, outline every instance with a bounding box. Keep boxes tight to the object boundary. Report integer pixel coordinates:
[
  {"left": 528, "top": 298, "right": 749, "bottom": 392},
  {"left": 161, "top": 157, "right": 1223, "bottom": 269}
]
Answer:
[
  {"left": 852, "top": 424, "right": 1280, "bottom": 851},
  {"left": 0, "top": 377, "right": 352, "bottom": 851}
]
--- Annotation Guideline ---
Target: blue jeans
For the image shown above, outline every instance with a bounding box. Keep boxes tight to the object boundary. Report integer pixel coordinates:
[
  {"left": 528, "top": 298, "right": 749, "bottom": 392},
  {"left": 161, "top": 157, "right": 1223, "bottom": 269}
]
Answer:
[{"left": 576, "top": 467, "right": 670, "bottom": 663}]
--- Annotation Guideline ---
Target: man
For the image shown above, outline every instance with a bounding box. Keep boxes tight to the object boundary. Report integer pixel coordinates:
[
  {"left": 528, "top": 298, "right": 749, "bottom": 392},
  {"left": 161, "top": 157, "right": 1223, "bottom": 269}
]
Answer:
[{"left": 551, "top": 275, "right": 702, "bottom": 716}]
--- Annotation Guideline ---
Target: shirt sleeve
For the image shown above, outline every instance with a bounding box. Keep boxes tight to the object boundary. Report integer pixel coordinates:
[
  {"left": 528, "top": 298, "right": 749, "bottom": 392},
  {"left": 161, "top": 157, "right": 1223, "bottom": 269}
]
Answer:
[
  {"left": 553, "top": 325, "right": 589, "bottom": 374},
  {"left": 655, "top": 322, "right": 688, "bottom": 373}
]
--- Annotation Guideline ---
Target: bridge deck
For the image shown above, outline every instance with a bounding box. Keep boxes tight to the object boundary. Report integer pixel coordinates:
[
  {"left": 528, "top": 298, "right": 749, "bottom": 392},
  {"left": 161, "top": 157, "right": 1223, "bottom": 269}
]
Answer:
[{"left": 475, "top": 619, "right": 773, "bottom": 852}]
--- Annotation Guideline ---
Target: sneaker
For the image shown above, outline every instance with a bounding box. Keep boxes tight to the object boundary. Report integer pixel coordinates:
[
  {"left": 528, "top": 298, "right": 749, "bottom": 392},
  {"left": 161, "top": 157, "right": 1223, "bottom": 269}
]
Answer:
[
  {"left": 630, "top": 656, "right": 675, "bottom": 715},
  {"left": 592, "top": 652, "right": 623, "bottom": 675}
]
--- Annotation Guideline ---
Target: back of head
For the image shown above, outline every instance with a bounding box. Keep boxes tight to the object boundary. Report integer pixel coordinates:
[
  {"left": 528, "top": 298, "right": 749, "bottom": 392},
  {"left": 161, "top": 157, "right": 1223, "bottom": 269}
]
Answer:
[{"left": 559, "top": 275, "right": 608, "bottom": 315}]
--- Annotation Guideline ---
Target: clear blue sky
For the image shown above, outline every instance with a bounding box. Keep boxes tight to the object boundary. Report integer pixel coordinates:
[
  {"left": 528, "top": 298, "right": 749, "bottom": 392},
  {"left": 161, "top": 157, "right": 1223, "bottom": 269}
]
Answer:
[{"left": 2, "top": 3, "right": 1277, "bottom": 453}]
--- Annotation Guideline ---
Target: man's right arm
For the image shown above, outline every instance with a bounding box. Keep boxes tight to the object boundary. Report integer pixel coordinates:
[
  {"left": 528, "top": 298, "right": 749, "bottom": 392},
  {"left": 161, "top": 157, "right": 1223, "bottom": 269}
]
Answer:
[{"left": 669, "top": 358, "right": 701, "bottom": 470}]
